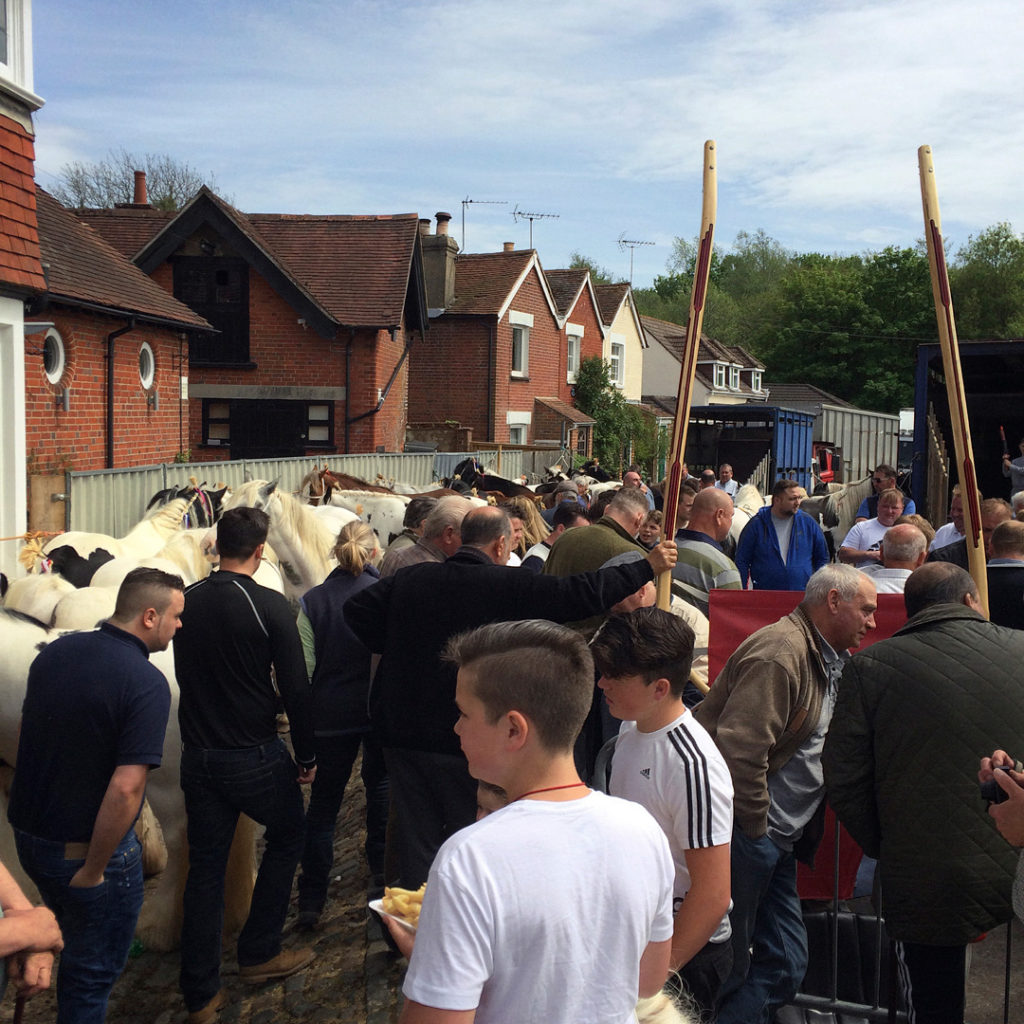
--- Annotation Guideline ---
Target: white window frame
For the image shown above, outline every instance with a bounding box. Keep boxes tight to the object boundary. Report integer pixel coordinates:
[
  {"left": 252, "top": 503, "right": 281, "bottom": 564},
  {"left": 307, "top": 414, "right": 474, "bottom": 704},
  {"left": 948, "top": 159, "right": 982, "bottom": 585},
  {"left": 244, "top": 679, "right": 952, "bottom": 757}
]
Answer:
[
  {"left": 752, "top": 370, "right": 763, "bottom": 392},
  {"left": 138, "top": 342, "right": 156, "bottom": 390},
  {"left": 566, "top": 322, "right": 583, "bottom": 383},
  {"left": 506, "top": 409, "right": 531, "bottom": 445},
  {"left": 508, "top": 424, "right": 526, "bottom": 445},
  {"left": 729, "top": 365, "right": 740, "bottom": 390},
  {"left": 713, "top": 363, "right": 726, "bottom": 389},
  {"left": 509, "top": 310, "right": 533, "bottom": 378},
  {"left": 43, "top": 328, "right": 65, "bottom": 385},
  {"left": 610, "top": 341, "right": 625, "bottom": 388}
]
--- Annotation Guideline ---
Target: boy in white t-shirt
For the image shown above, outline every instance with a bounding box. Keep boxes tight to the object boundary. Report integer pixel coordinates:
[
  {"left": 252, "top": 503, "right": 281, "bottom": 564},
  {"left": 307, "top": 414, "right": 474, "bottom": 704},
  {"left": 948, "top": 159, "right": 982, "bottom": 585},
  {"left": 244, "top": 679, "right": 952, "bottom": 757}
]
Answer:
[
  {"left": 396, "top": 619, "right": 676, "bottom": 1024},
  {"left": 591, "top": 608, "right": 734, "bottom": 1018}
]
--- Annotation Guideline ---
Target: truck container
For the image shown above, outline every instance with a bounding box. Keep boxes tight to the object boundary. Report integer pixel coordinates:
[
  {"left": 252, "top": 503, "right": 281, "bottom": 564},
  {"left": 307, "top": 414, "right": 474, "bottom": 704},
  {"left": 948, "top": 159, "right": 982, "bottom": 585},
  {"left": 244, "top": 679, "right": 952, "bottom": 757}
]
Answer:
[
  {"left": 815, "top": 404, "right": 900, "bottom": 484},
  {"left": 684, "top": 405, "right": 814, "bottom": 492},
  {"left": 912, "top": 339, "right": 1024, "bottom": 524}
]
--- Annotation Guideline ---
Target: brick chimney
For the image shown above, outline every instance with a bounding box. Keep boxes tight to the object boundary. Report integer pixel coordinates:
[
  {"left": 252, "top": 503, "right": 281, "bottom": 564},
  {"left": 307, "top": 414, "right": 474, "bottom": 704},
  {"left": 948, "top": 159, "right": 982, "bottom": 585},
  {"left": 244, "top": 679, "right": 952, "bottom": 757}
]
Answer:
[
  {"left": 133, "top": 170, "right": 148, "bottom": 205},
  {"left": 503, "top": 241, "right": 515, "bottom": 252},
  {"left": 421, "top": 210, "right": 459, "bottom": 310}
]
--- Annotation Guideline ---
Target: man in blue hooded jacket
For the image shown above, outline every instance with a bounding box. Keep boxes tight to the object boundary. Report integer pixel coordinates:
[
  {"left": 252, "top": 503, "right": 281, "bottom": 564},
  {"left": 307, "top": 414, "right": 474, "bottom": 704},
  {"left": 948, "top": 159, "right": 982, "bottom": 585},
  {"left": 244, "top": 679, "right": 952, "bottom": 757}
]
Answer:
[{"left": 735, "top": 479, "right": 829, "bottom": 591}]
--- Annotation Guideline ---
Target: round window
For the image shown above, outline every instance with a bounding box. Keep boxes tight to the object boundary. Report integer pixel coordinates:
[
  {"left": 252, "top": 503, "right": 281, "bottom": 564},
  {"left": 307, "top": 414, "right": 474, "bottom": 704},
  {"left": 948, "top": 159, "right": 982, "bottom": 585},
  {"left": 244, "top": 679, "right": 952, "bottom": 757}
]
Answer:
[
  {"left": 43, "top": 330, "right": 65, "bottom": 385},
  {"left": 139, "top": 342, "right": 155, "bottom": 390}
]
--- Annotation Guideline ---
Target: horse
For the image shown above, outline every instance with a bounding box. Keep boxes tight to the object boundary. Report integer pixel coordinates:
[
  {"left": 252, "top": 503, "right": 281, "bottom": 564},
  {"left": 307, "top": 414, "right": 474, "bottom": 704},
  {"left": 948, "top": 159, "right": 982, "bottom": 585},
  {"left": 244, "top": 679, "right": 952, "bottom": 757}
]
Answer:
[
  {"left": 444, "top": 458, "right": 538, "bottom": 500},
  {"left": 0, "top": 608, "right": 257, "bottom": 952},
  {"left": 220, "top": 480, "right": 337, "bottom": 598},
  {"left": 146, "top": 481, "right": 227, "bottom": 529},
  {"left": 799, "top": 476, "right": 873, "bottom": 550}
]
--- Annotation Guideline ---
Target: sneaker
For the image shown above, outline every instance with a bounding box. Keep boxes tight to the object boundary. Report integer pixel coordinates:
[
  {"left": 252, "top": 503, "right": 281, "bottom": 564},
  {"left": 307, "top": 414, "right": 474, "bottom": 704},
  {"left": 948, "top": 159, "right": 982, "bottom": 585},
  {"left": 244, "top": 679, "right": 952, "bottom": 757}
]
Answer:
[
  {"left": 187, "top": 989, "right": 224, "bottom": 1024},
  {"left": 239, "top": 947, "right": 316, "bottom": 985}
]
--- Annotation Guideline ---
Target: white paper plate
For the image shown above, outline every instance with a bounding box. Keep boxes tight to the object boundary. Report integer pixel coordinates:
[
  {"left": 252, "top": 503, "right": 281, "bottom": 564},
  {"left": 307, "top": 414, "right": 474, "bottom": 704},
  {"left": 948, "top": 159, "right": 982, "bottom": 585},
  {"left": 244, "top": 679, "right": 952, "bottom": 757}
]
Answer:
[{"left": 369, "top": 897, "right": 417, "bottom": 932}]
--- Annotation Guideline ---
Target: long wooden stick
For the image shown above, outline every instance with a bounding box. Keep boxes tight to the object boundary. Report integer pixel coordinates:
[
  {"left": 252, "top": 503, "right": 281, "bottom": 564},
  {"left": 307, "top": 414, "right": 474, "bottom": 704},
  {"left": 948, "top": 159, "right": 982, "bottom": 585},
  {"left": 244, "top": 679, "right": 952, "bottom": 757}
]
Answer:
[
  {"left": 657, "top": 141, "right": 717, "bottom": 612},
  {"left": 918, "top": 145, "right": 988, "bottom": 615}
]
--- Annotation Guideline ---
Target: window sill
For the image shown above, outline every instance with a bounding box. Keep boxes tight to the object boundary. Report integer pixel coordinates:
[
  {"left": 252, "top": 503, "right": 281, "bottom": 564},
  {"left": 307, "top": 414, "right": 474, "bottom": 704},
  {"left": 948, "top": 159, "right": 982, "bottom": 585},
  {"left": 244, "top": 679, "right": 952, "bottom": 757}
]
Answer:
[{"left": 510, "top": 374, "right": 530, "bottom": 382}]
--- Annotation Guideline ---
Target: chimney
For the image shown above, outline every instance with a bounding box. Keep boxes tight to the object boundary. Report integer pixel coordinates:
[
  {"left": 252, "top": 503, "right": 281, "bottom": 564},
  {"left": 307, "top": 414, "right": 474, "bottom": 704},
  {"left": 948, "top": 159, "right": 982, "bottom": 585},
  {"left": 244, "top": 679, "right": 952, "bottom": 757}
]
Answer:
[
  {"left": 503, "top": 241, "right": 515, "bottom": 252},
  {"left": 133, "top": 170, "right": 149, "bottom": 206},
  {"left": 421, "top": 211, "right": 459, "bottom": 310},
  {"left": 418, "top": 218, "right": 431, "bottom": 236}
]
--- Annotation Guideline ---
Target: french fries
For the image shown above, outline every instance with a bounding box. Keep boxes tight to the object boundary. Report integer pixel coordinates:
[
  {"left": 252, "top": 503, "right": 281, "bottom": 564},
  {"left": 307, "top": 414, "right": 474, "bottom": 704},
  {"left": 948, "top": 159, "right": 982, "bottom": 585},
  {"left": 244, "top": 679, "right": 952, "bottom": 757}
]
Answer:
[{"left": 382, "top": 883, "right": 426, "bottom": 927}]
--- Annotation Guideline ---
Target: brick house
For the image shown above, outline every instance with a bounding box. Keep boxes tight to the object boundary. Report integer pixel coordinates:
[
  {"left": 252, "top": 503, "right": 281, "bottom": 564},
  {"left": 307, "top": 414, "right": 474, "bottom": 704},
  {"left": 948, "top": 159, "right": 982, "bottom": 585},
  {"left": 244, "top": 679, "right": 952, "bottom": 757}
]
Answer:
[
  {"left": 594, "top": 283, "right": 647, "bottom": 403},
  {"left": 409, "top": 219, "right": 594, "bottom": 455},
  {"left": 25, "top": 189, "right": 211, "bottom": 485},
  {"left": 0, "top": 0, "right": 46, "bottom": 578},
  {"left": 544, "top": 268, "right": 605, "bottom": 404},
  {"left": 79, "top": 185, "right": 429, "bottom": 459}
]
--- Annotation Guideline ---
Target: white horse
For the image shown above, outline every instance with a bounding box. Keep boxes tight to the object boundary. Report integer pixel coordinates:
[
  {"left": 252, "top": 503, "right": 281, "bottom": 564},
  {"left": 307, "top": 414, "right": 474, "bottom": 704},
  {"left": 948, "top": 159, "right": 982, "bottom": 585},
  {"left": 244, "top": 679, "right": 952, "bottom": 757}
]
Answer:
[
  {"left": 0, "top": 609, "right": 256, "bottom": 952},
  {"left": 326, "top": 490, "right": 408, "bottom": 548},
  {"left": 800, "top": 476, "right": 873, "bottom": 549},
  {"left": 221, "top": 480, "right": 337, "bottom": 598}
]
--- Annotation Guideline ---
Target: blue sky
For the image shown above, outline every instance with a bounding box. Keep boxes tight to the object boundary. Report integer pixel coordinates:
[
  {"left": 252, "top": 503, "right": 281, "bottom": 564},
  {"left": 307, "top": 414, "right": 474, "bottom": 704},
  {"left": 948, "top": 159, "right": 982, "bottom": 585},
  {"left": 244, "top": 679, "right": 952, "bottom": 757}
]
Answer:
[{"left": 29, "top": 0, "right": 1024, "bottom": 290}]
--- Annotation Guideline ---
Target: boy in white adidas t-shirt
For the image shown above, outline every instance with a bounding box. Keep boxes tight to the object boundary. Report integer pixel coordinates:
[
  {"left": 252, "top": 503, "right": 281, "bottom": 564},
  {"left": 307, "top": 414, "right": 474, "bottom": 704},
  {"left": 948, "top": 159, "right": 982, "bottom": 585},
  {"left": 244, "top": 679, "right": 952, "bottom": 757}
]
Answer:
[
  {"left": 397, "top": 619, "right": 675, "bottom": 1024},
  {"left": 592, "top": 607, "right": 734, "bottom": 1017}
]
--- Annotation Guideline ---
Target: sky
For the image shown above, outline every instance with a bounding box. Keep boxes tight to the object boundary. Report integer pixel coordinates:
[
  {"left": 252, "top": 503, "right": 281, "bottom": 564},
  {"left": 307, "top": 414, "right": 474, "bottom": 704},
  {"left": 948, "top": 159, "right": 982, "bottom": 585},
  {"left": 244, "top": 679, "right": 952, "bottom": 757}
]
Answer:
[{"left": 28, "top": 0, "right": 1024, "bottom": 290}]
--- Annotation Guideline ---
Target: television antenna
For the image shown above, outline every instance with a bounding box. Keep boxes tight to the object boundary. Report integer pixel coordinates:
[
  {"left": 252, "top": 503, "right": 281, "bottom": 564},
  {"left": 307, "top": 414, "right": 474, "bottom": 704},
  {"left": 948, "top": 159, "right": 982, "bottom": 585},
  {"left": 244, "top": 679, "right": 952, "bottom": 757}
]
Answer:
[
  {"left": 617, "top": 234, "right": 655, "bottom": 286},
  {"left": 511, "top": 205, "right": 559, "bottom": 249},
  {"left": 461, "top": 197, "right": 508, "bottom": 251}
]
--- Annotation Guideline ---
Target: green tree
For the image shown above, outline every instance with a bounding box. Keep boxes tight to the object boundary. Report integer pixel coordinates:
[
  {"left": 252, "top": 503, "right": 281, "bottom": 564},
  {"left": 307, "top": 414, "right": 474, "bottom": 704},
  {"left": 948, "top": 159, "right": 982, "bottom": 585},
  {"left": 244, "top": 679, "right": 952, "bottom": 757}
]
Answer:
[
  {"left": 568, "top": 251, "right": 619, "bottom": 285},
  {"left": 574, "top": 356, "right": 657, "bottom": 472},
  {"left": 950, "top": 223, "right": 1024, "bottom": 338},
  {"left": 50, "top": 148, "right": 226, "bottom": 211}
]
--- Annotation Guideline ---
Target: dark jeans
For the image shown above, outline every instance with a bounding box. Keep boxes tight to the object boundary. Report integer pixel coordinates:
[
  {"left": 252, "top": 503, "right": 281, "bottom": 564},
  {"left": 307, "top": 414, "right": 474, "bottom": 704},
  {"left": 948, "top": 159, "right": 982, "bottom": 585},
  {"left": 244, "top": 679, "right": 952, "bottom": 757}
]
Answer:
[
  {"left": 15, "top": 828, "right": 144, "bottom": 1024},
  {"left": 298, "top": 732, "right": 389, "bottom": 912},
  {"left": 668, "top": 936, "right": 733, "bottom": 1022},
  {"left": 179, "top": 739, "right": 306, "bottom": 1012},
  {"left": 717, "top": 827, "right": 807, "bottom": 1024},
  {"left": 894, "top": 940, "right": 966, "bottom": 1024},
  {"left": 384, "top": 747, "right": 477, "bottom": 888}
]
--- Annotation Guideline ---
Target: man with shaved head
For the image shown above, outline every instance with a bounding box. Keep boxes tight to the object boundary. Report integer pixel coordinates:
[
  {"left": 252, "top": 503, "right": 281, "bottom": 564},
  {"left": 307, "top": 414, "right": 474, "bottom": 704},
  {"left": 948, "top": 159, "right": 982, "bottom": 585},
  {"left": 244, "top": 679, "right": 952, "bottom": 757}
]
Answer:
[
  {"left": 672, "top": 488, "right": 741, "bottom": 616},
  {"left": 858, "top": 522, "right": 928, "bottom": 593},
  {"left": 987, "top": 519, "right": 1024, "bottom": 630}
]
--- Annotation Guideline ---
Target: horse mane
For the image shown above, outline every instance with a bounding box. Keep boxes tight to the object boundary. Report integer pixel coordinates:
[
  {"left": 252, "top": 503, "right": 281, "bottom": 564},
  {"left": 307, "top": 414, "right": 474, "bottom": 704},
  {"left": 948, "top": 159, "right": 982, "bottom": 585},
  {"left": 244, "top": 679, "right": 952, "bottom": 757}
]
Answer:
[
  {"left": 141, "top": 496, "right": 194, "bottom": 531},
  {"left": 734, "top": 483, "right": 765, "bottom": 518},
  {"left": 323, "top": 470, "right": 393, "bottom": 494}
]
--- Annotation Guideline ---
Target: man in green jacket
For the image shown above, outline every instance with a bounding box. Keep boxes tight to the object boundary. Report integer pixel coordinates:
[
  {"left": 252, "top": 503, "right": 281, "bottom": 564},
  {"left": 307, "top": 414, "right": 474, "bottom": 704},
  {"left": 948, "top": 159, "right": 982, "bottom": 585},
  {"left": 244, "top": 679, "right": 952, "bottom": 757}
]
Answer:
[{"left": 824, "top": 562, "right": 1024, "bottom": 1024}]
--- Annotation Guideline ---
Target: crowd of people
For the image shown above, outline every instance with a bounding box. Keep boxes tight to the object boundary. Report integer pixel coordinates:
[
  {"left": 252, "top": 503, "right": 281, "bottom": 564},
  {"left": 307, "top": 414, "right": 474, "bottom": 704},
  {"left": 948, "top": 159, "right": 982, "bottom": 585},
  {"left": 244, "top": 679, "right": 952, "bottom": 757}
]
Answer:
[{"left": 6, "top": 457, "right": 1024, "bottom": 1024}]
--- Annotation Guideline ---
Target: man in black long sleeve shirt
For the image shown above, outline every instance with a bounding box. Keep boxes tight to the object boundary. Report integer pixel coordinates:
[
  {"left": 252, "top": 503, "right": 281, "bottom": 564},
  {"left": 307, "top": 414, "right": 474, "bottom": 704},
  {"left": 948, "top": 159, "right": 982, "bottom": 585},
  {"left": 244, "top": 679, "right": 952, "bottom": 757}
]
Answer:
[
  {"left": 173, "top": 507, "right": 316, "bottom": 1022},
  {"left": 346, "top": 504, "right": 677, "bottom": 888}
]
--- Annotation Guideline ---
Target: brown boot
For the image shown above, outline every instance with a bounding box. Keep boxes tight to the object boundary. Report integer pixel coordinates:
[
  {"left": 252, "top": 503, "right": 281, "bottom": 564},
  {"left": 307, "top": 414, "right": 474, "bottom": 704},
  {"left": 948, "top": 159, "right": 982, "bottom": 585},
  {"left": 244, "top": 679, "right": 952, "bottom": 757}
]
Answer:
[
  {"left": 238, "top": 947, "right": 315, "bottom": 985},
  {"left": 187, "top": 989, "right": 224, "bottom": 1024}
]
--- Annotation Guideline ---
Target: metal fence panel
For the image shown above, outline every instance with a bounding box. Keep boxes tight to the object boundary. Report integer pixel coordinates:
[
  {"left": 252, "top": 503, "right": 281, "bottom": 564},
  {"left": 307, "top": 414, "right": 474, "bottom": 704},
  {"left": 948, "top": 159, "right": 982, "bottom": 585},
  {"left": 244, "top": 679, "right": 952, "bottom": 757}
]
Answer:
[
  {"left": 69, "top": 465, "right": 168, "bottom": 535},
  {"left": 818, "top": 405, "right": 899, "bottom": 484}
]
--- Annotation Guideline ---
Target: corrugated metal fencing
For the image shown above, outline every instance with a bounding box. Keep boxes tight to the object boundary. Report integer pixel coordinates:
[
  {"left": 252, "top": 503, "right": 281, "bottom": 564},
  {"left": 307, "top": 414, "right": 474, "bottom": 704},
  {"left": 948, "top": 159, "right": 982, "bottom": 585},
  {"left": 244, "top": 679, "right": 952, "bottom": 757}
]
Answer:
[
  {"left": 67, "top": 450, "right": 529, "bottom": 535},
  {"left": 817, "top": 405, "right": 900, "bottom": 484}
]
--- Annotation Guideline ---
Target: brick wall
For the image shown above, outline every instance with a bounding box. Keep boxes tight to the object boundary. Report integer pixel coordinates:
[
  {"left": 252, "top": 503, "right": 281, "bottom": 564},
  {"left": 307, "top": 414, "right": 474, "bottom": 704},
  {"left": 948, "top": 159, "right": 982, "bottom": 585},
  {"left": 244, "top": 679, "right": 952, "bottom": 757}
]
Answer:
[
  {"left": 559, "top": 284, "right": 604, "bottom": 406},
  {"left": 24, "top": 307, "right": 188, "bottom": 473}
]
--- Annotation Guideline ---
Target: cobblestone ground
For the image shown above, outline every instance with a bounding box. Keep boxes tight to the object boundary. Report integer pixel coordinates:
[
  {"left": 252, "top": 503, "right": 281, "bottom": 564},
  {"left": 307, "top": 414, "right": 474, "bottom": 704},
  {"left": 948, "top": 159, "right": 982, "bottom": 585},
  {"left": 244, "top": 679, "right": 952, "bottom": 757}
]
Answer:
[{"left": 2, "top": 772, "right": 406, "bottom": 1024}]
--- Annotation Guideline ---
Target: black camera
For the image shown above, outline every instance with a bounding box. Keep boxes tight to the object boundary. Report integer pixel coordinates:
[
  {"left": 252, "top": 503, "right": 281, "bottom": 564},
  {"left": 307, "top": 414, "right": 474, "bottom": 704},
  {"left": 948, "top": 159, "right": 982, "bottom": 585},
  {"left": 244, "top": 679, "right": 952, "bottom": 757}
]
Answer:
[{"left": 980, "top": 765, "right": 1013, "bottom": 805}]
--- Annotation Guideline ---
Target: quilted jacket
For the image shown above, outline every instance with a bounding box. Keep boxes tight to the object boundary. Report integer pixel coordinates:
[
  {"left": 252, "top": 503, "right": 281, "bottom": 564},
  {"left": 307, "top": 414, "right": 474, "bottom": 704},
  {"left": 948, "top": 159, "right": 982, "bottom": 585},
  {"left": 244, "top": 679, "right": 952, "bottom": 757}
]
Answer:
[{"left": 823, "top": 602, "right": 1024, "bottom": 945}]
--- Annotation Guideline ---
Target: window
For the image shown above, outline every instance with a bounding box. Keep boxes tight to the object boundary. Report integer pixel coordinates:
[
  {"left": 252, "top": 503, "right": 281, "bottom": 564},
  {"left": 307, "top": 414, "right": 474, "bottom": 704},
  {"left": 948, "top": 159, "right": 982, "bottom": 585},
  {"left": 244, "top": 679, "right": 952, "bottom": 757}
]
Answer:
[
  {"left": 508, "top": 425, "right": 526, "bottom": 445},
  {"left": 509, "top": 310, "right": 533, "bottom": 378},
  {"left": 43, "top": 329, "right": 65, "bottom": 385},
  {"left": 729, "top": 366, "right": 740, "bottom": 390},
  {"left": 174, "top": 257, "right": 251, "bottom": 365},
  {"left": 307, "top": 404, "right": 331, "bottom": 444},
  {"left": 610, "top": 341, "right": 625, "bottom": 387},
  {"left": 205, "top": 401, "right": 231, "bottom": 444},
  {"left": 567, "top": 334, "right": 581, "bottom": 382},
  {"left": 713, "top": 363, "right": 726, "bottom": 389},
  {"left": 138, "top": 342, "right": 155, "bottom": 390},
  {"left": 752, "top": 370, "right": 763, "bottom": 392},
  {"left": 576, "top": 426, "right": 591, "bottom": 456},
  {"left": 202, "top": 399, "right": 334, "bottom": 450}
]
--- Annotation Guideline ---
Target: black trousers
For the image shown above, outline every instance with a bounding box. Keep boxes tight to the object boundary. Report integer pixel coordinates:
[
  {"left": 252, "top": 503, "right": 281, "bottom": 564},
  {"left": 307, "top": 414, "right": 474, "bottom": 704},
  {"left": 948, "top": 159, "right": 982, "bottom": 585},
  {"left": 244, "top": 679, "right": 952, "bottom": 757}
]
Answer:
[{"left": 894, "top": 940, "right": 966, "bottom": 1024}]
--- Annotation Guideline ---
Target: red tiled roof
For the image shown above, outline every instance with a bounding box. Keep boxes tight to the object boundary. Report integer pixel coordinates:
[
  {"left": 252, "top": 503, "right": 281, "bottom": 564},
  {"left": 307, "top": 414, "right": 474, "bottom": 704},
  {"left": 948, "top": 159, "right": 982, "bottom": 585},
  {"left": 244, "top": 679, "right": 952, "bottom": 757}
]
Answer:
[
  {"left": 445, "top": 250, "right": 535, "bottom": 316},
  {"left": 593, "top": 283, "right": 630, "bottom": 325},
  {"left": 36, "top": 189, "right": 211, "bottom": 329},
  {"left": 544, "top": 269, "right": 587, "bottom": 317},
  {"left": 0, "top": 115, "right": 46, "bottom": 293},
  {"left": 74, "top": 206, "right": 174, "bottom": 258},
  {"left": 534, "top": 396, "right": 596, "bottom": 424}
]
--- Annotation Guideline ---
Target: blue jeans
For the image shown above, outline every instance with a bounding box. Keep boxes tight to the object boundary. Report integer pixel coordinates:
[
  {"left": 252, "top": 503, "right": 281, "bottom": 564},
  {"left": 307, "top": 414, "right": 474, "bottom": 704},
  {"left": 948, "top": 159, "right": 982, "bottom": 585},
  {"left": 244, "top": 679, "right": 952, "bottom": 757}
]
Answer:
[
  {"left": 716, "top": 827, "right": 808, "bottom": 1024},
  {"left": 298, "top": 732, "right": 389, "bottom": 912},
  {"left": 179, "top": 739, "right": 306, "bottom": 1012},
  {"left": 14, "top": 828, "right": 144, "bottom": 1024}
]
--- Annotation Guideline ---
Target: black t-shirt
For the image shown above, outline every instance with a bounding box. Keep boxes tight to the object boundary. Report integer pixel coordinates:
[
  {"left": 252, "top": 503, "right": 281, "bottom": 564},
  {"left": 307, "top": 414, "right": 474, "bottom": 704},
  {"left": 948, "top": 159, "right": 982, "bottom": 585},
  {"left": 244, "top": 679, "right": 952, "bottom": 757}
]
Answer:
[{"left": 9, "top": 623, "right": 170, "bottom": 842}]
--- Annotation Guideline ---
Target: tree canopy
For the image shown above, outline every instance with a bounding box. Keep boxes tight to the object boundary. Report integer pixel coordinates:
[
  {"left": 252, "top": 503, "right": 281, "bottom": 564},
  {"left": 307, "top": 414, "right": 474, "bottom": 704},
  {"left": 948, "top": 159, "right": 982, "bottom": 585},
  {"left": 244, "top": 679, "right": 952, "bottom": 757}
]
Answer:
[{"left": 50, "top": 148, "right": 226, "bottom": 211}]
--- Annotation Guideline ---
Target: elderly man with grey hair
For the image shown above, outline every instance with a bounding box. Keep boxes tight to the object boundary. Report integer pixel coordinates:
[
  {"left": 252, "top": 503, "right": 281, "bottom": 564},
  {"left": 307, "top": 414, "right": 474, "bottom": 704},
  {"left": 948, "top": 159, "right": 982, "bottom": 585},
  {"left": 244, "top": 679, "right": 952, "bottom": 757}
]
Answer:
[
  {"left": 379, "top": 495, "right": 473, "bottom": 576},
  {"left": 826, "top": 562, "right": 1024, "bottom": 1024},
  {"left": 858, "top": 522, "right": 928, "bottom": 593},
  {"left": 694, "top": 564, "right": 878, "bottom": 1024}
]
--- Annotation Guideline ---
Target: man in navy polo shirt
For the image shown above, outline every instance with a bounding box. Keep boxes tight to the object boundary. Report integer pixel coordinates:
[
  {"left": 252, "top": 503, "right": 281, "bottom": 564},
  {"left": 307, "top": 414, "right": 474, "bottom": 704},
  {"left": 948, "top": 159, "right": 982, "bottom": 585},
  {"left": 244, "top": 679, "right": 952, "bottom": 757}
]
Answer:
[{"left": 9, "top": 567, "right": 181, "bottom": 1024}]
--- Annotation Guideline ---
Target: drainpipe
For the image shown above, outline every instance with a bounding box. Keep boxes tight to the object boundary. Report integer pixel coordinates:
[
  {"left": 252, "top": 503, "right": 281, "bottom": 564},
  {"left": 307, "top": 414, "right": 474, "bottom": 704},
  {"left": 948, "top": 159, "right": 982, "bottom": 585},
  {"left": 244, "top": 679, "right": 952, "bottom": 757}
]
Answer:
[
  {"left": 106, "top": 318, "right": 136, "bottom": 468},
  {"left": 346, "top": 326, "right": 413, "bottom": 439},
  {"left": 344, "top": 327, "right": 355, "bottom": 453},
  {"left": 487, "top": 320, "right": 496, "bottom": 441}
]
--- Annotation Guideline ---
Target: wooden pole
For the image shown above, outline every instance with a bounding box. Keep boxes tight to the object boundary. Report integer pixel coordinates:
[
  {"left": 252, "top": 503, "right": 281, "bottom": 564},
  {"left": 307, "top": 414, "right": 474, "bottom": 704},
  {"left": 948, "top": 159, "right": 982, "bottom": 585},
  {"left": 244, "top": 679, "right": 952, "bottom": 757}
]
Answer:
[
  {"left": 918, "top": 145, "right": 988, "bottom": 615},
  {"left": 657, "top": 141, "right": 717, "bottom": 611}
]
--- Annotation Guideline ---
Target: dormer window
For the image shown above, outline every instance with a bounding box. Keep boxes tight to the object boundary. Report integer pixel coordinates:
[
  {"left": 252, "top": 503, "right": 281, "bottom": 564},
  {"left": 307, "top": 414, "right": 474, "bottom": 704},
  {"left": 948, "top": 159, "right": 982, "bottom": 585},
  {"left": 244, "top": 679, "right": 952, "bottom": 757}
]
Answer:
[
  {"left": 713, "top": 363, "right": 726, "bottom": 389},
  {"left": 729, "top": 366, "right": 740, "bottom": 390},
  {"left": 752, "top": 370, "right": 763, "bottom": 392}
]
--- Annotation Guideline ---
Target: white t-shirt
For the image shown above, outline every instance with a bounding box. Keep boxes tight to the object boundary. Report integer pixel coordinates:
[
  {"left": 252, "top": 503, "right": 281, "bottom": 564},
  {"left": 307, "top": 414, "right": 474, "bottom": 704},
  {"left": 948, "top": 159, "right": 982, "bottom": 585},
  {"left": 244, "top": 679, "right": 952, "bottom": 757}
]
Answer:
[
  {"left": 403, "top": 791, "right": 674, "bottom": 1024},
  {"left": 611, "top": 712, "right": 734, "bottom": 944},
  {"left": 840, "top": 517, "right": 890, "bottom": 566},
  {"left": 858, "top": 564, "right": 912, "bottom": 593},
  {"left": 930, "top": 522, "right": 965, "bottom": 551}
]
